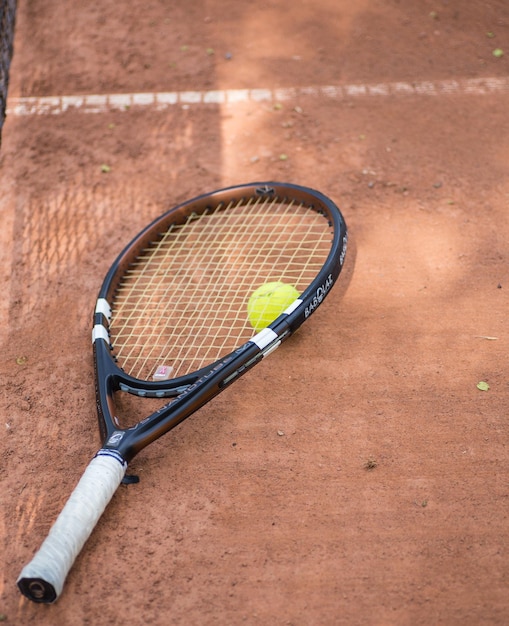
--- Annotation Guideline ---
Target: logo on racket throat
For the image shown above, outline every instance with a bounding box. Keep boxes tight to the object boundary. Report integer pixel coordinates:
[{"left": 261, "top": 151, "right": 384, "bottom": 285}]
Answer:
[
  {"left": 305, "top": 274, "right": 334, "bottom": 318},
  {"left": 106, "top": 431, "right": 124, "bottom": 446}
]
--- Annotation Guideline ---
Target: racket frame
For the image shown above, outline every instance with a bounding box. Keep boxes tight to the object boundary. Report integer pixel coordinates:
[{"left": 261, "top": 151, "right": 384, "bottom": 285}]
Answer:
[{"left": 93, "top": 182, "right": 347, "bottom": 462}]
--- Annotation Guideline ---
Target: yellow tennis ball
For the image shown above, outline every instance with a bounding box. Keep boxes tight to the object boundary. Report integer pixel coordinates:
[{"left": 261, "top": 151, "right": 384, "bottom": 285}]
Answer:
[{"left": 247, "top": 282, "right": 299, "bottom": 331}]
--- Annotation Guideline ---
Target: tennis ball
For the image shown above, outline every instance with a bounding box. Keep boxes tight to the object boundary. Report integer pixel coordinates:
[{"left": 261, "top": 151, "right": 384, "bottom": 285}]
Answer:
[{"left": 247, "top": 282, "right": 299, "bottom": 331}]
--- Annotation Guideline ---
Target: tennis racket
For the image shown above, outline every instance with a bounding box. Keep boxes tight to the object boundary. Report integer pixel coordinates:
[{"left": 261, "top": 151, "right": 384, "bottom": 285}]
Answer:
[{"left": 17, "top": 182, "right": 348, "bottom": 603}]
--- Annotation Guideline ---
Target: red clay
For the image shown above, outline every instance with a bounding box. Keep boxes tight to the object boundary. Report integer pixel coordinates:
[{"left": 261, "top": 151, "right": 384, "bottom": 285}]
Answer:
[{"left": 1, "top": 2, "right": 509, "bottom": 624}]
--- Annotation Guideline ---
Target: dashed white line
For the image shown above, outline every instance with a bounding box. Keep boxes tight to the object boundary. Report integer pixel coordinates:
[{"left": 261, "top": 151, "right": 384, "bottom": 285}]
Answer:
[{"left": 7, "top": 77, "right": 509, "bottom": 117}]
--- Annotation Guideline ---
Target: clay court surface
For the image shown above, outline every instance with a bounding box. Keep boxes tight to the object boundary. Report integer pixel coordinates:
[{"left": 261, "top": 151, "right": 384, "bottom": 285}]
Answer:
[{"left": 1, "top": 1, "right": 509, "bottom": 624}]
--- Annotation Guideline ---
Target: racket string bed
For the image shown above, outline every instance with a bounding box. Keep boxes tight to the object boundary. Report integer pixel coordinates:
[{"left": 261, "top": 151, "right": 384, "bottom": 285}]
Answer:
[{"left": 110, "top": 196, "right": 333, "bottom": 380}]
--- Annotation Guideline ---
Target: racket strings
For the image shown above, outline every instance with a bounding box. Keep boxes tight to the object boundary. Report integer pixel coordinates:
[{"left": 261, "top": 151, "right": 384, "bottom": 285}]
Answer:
[{"left": 110, "top": 195, "right": 333, "bottom": 380}]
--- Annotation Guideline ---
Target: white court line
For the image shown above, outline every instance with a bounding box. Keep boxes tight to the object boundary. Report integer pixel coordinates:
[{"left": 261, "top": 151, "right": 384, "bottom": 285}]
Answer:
[{"left": 6, "top": 76, "right": 509, "bottom": 116}]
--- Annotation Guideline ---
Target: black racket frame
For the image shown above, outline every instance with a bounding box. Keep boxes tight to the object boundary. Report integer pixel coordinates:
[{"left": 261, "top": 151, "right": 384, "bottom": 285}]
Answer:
[{"left": 93, "top": 182, "right": 348, "bottom": 463}]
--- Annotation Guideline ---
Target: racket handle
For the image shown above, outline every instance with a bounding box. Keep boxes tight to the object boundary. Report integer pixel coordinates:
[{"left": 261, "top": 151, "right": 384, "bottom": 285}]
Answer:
[{"left": 17, "top": 450, "right": 127, "bottom": 603}]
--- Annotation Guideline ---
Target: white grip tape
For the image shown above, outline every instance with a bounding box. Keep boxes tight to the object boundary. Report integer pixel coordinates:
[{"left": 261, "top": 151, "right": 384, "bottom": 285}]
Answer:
[{"left": 17, "top": 452, "right": 127, "bottom": 601}]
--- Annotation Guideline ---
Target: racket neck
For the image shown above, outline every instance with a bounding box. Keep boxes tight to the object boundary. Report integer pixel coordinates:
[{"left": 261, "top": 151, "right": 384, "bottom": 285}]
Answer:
[{"left": 97, "top": 336, "right": 281, "bottom": 462}]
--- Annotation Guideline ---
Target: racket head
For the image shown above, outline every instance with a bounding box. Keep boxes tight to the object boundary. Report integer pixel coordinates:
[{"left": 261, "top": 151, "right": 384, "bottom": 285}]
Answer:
[{"left": 93, "top": 182, "right": 347, "bottom": 455}]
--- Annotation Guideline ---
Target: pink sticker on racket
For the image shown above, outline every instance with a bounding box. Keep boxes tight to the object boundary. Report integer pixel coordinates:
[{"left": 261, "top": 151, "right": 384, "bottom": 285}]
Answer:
[{"left": 152, "top": 365, "right": 174, "bottom": 381}]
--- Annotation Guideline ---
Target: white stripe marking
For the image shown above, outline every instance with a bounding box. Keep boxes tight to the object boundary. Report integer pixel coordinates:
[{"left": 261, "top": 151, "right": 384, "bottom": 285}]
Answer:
[
  {"left": 95, "top": 298, "right": 112, "bottom": 322},
  {"left": 226, "top": 89, "right": 250, "bottom": 103},
  {"left": 252, "top": 88, "right": 274, "bottom": 102},
  {"left": 6, "top": 77, "right": 509, "bottom": 117},
  {"left": 283, "top": 298, "right": 303, "bottom": 316},
  {"left": 132, "top": 92, "right": 155, "bottom": 106},
  {"left": 251, "top": 328, "right": 278, "bottom": 350},
  {"left": 156, "top": 92, "right": 178, "bottom": 106},
  {"left": 108, "top": 93, "right": 132, "bottom": 109},
  {"left": 92, "top": 324, "right": 109, "bottom": 344},
  {"left": 203, "top": 90, "right": 225, "bottom": 104},
  {"left": 180, "top": 91, "right": 203, "bottom": 104}
]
